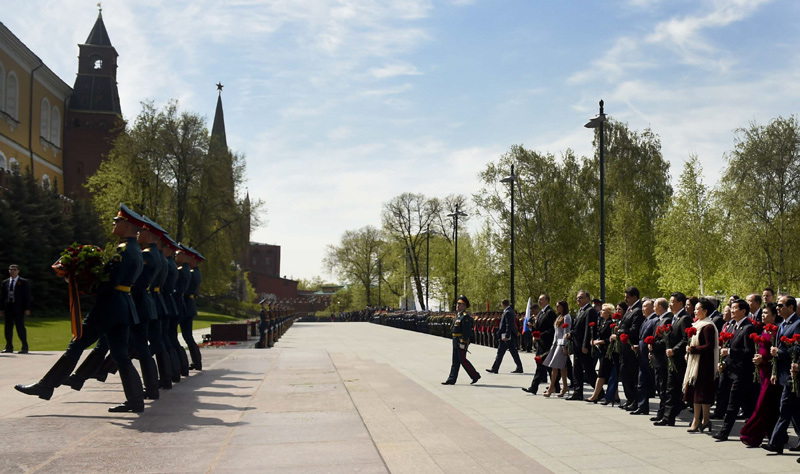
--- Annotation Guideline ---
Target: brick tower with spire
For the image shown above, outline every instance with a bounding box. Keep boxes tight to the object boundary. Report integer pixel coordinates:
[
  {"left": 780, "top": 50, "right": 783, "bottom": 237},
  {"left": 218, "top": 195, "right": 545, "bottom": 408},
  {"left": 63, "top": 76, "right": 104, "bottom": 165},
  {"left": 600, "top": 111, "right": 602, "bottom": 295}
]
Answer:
[{"left": 62, "top": 7, "right": 123, "bottom": 196}]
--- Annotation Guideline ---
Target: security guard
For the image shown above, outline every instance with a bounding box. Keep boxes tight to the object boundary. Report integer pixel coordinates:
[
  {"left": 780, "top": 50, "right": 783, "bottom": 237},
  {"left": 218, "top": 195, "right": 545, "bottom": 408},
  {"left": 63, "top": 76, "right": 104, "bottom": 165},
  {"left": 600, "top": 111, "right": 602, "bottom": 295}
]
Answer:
[
  {"left": 442, "top": 295, "right": 481, "bottom": 385},
  {"left": 16, "top": 203, "right": 146, "bottom": 412}
]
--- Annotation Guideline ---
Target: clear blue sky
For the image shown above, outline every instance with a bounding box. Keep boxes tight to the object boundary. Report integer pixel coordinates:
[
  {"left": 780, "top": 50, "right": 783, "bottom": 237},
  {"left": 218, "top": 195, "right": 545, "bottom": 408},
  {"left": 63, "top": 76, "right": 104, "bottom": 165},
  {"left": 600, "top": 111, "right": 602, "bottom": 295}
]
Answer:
[{"left": 7, "top": 0, "right": 800, "bottom": 281}]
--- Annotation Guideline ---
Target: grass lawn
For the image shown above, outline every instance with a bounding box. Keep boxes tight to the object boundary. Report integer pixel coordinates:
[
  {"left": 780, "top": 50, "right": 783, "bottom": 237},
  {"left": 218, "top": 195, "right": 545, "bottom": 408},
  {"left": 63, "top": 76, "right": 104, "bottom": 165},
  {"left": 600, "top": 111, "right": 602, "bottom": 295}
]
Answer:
[{"left": 12, "top": 307, "right": 245, "bottom": 351}]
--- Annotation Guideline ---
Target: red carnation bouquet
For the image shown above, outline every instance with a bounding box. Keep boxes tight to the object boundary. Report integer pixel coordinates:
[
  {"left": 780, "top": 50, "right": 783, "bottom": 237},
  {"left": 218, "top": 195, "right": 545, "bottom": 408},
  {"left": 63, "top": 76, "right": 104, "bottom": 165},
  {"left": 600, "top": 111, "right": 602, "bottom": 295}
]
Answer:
[
  {"left": 534, "top": 355, "right": 543, "bottom": 364},
  {"left": 764, "top": 324, "right": 780, "bottom": 379},
  {"left": 782, "top": 334, "right": 800, "bottom": 394},
  {"left": 644, "top": 335, "right": 656, "bottom": 345},
  {"left": 605, "top": 323, "right": 620, "bottom": 360},
  {"left": 750, "top": 332, "right": 765, "bottom": 383}
]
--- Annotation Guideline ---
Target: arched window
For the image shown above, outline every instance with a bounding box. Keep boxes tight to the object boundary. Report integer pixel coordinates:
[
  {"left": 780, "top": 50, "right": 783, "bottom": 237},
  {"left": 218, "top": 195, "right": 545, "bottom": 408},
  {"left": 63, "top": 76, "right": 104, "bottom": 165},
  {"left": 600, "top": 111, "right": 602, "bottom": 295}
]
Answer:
[
  {"left": 40, "top": 97, "right": 51, "bottom": 141},
  {"left": 6, "top": 71, "right": 18, "bottom": 120},
  {"left": 41, "top": 174, "right": 51, "bottom": 189},
  {"left": 0, "top": 151, "right": 6, "bottom": 171},
  {"left": 50, "top": 106, "right": 61, "bottom": 146}
]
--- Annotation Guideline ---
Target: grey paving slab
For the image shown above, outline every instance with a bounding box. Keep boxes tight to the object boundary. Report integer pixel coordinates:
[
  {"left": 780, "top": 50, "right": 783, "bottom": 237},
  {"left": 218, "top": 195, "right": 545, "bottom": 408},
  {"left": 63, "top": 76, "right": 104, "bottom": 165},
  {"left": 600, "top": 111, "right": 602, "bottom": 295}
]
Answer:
[{"left": 1, "top": 322, "right": 799, "bottom": 473}]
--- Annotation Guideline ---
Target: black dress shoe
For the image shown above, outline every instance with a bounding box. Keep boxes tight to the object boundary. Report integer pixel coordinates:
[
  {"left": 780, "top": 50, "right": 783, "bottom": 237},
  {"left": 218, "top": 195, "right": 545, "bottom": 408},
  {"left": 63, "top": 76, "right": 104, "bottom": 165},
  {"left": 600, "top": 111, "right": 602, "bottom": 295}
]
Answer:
[
  {"left": 1, "top": 348, "right": 12, "bottom": 353},
  {"left": 712, "top": 432, "right": 728, "bottom": 441},
  {"left": 441, "top": 381, "right": 455, "bottom": 385},
  {"left": 789, "top": 444, "right": 800, "bottom": 452},
  {"left": 630, "top": 408, "right": 649, "bottom": 415},
  {"left": 649, "top": 416, "right": 662, "bottom": 422},
  {"left": 653, "top": 418, "right": 675, "bottom": 426},
  {"left": 485, "top": 369, "right": 498, "bottom": 374},
  {"left": 761, "top": 443, "right": 783, "bottom": 454},
  {"left": 511, "top": 368, "right": 524, "bottom": 373},
  {"left": 18, "top": 349, "right": 28, "bottom": 354},
  {"left": 521, "top": 387, "right": 535, "bottom": 393},
  {"left": 470, "top": 376, "right": 481, "bottom": 385},
  {"left": 14, "top": 383, "right": 54, "bottom": 400},
  {"left": 565, "top": 393, "right": 583, "bottom": 401}
]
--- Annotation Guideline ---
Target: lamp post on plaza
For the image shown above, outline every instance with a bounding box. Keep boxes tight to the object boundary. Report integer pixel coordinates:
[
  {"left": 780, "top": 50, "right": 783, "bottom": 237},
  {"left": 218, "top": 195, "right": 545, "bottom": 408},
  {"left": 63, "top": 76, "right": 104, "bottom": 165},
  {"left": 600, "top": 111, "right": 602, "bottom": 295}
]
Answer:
[
  {"left": 585, "top": 99, "right": 607, "bottom": 302},
  {"left": 500, "top": 164, "right": 516, "bottom": 309},
  {"left": 447, "top": 203, "right": 468, "bottom": 310},
  {"left": 426, "top": 223, "right": 430, "bottom": 311}
]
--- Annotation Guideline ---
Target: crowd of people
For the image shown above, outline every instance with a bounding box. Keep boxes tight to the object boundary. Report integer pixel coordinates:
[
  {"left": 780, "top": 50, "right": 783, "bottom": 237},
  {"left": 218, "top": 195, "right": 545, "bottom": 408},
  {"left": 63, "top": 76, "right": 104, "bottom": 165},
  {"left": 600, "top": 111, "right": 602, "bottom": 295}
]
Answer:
[
  {"left": 504, "top": 288, "right": 800, "bottom": 463},
  {"left": 13, "top": 203, "right": 205, "bottom": 413}
]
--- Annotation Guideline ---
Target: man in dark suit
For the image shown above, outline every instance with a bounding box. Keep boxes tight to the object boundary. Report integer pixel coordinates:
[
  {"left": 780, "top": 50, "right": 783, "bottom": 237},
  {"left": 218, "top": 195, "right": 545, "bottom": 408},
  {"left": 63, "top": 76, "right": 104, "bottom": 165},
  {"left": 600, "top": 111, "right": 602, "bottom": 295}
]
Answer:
[
  {"left": 713, "top": 299, "right": 757, "bottom": 441},
  {"left": 632, "top": 298, "right": 658, "bottom": 415},
  {"left": 648, "top": 298, "right": 672, "bottom": 421},
  {"left": 522, "top": 294, "right": 556, "bottom": 394},
  {"left": 712, "top": 308, "right": 736, "bottom": 419},
  {"left": 618, "top": 287, "right": 644, "bottom": 410},
  {"left": 747, "top": 293, "right": 763, "bottom": 323},
  {"left": 708, "top": 298, "right": 724, "bottom": 332},
  {"left": 1, "top": 264, "right": 32, "bottom": 353},
  {"left": 565, "top": 290, "right": 598, "bottom": 400},
  {"left": 487, "top": 299, "right": 523, "bottom": 374},
  {"left": 762, "top": 295, "right": 800, "bottom": 454},
  {"left": 655, "top": 292, "right": 693, "bottom": 426}
]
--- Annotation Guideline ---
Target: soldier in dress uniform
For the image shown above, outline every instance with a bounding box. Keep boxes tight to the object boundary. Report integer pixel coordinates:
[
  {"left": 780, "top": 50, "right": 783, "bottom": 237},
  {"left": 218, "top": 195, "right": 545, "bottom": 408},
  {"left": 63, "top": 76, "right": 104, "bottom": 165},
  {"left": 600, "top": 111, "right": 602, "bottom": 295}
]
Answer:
[
  {"left": 158, "top": 234, "right": 182, "bottom": 383},
  {"left": 130, "top": 216, "right": 163, "bottom": 400},
  {"left": 142, "top": 217, "right": 174, "bottom": 390},
  {"left": 16, "top": 203, "right": 146, "bottom": 413},
  {"left": 181, "top": 246, "right": 204, "bottom": 371},
  {"left": 171, "top": 244, "right": 192, "bottom": 376},
  {"left": 442, "top": 295, "right": 481, "bottom": 385}
]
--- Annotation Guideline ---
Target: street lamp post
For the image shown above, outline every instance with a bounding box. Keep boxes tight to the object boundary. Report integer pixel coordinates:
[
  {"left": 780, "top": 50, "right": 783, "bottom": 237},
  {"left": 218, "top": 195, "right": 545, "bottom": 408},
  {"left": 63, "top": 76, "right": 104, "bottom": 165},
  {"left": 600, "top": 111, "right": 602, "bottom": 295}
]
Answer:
[
  {"left": 377, "top": 258, "right": 382, "bottom": 308},
  {"left": 426, "top": 223, "right": 430, "bottom": 311},
  {"left": 447, "top": 203, "right": 468, "bottom": 310},
  {"left": 500, "top": 164, "right": 516, "bottom": 309},
  {"left": 585, "top": 99, "right": 607, "bottom": 302}
]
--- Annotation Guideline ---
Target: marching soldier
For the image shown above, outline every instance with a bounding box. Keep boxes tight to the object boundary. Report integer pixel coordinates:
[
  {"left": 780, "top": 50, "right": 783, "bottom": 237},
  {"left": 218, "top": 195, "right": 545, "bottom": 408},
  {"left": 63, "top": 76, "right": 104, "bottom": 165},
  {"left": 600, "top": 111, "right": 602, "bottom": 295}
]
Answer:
[
  {"left": 171, "top": 244, "right": 192, "bottom": 376},
  {"left": 442, "top": 295, "right": 480, "bottom": 385},
  {"left": 181, "top": 245, "right": 204, "bottom": 371},
  {"left": 16, "top": 203, "right": 146, "bottom": 413},
  {"left": 142, "top": 217, "right": 174, "bottom": 391},
  {"left": 158, "top": 234, "right": 183, "bottom": 383}
]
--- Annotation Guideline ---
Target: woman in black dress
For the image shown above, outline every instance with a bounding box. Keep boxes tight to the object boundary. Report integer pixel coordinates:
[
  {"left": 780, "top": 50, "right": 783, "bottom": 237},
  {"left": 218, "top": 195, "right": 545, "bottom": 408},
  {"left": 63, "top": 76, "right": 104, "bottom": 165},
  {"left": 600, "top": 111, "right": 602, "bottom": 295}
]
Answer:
[
  {"left": 586, "top": 303, "right": 615, "bottom": 403},
  {"left": 683, "top": 297, "right": 719, "bottom": 432}
]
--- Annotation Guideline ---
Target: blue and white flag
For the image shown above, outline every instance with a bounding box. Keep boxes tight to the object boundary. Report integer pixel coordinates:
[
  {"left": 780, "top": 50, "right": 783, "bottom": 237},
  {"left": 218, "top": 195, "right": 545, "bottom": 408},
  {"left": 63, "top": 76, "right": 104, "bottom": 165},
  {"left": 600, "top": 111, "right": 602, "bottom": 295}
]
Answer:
[{"left": 522, "top": 297, "right": 532, "bottom": 333}]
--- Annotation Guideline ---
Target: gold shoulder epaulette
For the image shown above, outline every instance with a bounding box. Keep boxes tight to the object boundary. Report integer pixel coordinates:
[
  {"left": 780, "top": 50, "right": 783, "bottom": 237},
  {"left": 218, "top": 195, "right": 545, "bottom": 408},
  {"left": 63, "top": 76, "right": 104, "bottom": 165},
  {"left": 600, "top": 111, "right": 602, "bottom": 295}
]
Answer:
[
  {"left": 143, "top": 248, "right": 151, "bottom": 253},
  {"left": 118, "top": 243, "right": 127, "bottom": 250}
]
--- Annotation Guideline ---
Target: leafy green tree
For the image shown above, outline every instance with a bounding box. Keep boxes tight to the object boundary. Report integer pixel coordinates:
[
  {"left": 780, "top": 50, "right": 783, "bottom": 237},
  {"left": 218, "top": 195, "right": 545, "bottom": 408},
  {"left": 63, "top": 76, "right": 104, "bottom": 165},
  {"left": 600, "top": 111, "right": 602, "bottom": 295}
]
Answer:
[
  {"left": 718, "top": 116, "right": 800, "bottom": 293},
  {"left": 324, "top": 226, "right": 384, "bottom": 305},
  {"left": 655, "top": 155, "right": 725, "bottom": 295}
]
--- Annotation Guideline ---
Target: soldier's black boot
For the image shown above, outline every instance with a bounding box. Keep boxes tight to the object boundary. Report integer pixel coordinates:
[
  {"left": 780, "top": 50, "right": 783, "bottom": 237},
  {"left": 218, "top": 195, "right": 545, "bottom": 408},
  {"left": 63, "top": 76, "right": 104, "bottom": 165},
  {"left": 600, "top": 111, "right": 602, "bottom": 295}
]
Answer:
[
  {"left": 188, "top": 345, "right": 202, "bottom": 371},
  {"left": 15, "top": 355, "right": 77, "bottom": 400},
  {"left": 176, "top": 347, "right": 190, "bottom": 376},
  {"left": 109, "top": 363, "right": 145, "bottom": 413},
  {"left": 167, "top": 347, "right": 181, "bottom": 383},
  {"left": 140, "top": 357, "right": 160, "bottom": 400},
  {"left": 66, "top": 348, "right": 106, "bottom": 391},
  {"left": 93, "top": 355, "right": 118, "bottom": 382},
  {"left": 155, "top": 352, "right": 173, "bottom": 389}
]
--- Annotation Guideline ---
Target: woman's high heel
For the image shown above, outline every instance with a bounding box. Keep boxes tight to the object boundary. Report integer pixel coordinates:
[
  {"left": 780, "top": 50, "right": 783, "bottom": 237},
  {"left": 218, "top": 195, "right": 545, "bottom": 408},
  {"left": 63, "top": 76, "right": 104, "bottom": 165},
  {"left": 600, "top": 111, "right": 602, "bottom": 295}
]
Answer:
[
  {"left": 542, "top": 389, "right": 553, "bottom": 398},
  {"left": 599, "top": 399, "right": 616, "bottom": 407},
  {"left": 687, "top": 425, "right": 700, "bottom": 433},
  {"left": 585, "top": 397, "right": 599, "bottom": 404},
  {"left": 557, "top": 389, "right": 568, "bottom": 398},
  {"left": 700, "top": 421, "right": 712, "bottom": 433}
]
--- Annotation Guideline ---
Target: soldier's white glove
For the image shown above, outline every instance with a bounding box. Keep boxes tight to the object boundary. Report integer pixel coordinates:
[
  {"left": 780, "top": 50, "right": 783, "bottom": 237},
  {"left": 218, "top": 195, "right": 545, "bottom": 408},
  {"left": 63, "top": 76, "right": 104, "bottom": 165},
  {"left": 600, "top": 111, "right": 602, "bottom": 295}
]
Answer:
[{"left": 459, "top": 343, "right": 466, "bottom": 350}]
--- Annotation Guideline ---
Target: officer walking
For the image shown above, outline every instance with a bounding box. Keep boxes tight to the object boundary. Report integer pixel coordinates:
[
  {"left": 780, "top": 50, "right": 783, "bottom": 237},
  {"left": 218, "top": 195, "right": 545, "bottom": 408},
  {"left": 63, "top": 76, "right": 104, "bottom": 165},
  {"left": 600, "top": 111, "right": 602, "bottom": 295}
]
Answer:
[{"left": 442, "top": 295, "right": 481, "bottom": 385}]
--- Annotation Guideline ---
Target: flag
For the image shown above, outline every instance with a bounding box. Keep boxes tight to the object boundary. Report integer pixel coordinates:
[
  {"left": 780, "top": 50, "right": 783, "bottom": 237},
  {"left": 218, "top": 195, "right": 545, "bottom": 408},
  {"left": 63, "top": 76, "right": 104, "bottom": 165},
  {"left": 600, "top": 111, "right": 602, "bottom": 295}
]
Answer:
[{"left": 522, "top": 297, "right": 532, "bottom": 333}]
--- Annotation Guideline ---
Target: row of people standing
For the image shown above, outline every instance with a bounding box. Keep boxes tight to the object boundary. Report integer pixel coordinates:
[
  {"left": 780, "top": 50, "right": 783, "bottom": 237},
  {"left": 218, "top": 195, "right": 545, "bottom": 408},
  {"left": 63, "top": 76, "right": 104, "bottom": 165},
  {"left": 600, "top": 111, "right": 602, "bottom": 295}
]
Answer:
[{"left": 14, "top": 203, "right": 204, "bottom": 413}]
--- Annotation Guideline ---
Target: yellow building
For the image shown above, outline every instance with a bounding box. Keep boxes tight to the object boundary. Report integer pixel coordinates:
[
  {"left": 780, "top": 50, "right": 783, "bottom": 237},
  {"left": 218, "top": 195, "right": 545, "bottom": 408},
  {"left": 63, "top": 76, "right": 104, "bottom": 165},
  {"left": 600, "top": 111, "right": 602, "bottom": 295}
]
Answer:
[{"left": 0, "top": 22, "right": 72, "bottom": 193}]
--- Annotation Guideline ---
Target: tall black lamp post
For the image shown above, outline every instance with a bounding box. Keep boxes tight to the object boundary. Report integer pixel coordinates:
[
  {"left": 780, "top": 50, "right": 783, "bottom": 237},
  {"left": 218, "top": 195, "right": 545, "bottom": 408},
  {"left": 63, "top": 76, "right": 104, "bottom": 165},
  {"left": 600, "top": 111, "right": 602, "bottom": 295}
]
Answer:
[
  {"left": 447, "top": 203, "right": 468, "bottom": 310},
  {"left": 585, "top": 99, "right": 607, "bottom": 302},
  {"left": 426, "top": 223, "right": 430, "bottom": 311},
  {"left": 500, "top": 165, "right": 516, "bottom": 309}
]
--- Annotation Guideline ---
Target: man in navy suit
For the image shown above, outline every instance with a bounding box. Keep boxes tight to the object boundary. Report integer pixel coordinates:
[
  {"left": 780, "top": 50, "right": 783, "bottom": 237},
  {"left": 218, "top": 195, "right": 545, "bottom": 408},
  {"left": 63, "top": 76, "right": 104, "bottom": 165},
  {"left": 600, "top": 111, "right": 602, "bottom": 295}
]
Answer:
[
  {"left": 713, "top": 299, "right": 757, "bottom": 441},
  {"left": 762, "top": 295, "right": 800, "bottom": 454},
  {"left": 631, "top": 298, "right": 658, "bottom": 415},
  {"left": 1, "top": 264, "right": 32, "bottom": 353},
  {"left": 487, "top": 299, "right": 523, "bottom": 374}
]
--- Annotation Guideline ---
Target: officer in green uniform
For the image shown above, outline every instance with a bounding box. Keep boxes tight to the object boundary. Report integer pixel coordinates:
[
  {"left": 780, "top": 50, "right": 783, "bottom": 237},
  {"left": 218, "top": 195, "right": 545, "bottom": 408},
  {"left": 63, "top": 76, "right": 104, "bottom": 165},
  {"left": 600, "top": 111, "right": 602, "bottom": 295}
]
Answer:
[
  {"left": 16, "top": 203, "right": 146, "bottom": 413},
  {"left": 442, "top": 295, "right": 481, "bottom": 385},
  {"left": 181, "top": 246, "right": 204, "bottom": 371},
  {"left": 130, "top": 216, "right": 162, "bottom": 400},
  {"left": 159, "top": 234, "right": 183, "bottom": 382}
]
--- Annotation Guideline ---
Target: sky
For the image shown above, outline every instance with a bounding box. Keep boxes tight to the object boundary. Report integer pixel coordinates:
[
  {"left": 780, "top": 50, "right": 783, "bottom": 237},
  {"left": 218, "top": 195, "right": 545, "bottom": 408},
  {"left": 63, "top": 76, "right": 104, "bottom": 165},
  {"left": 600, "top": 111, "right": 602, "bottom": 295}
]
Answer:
[{"left": 6, "top": 0, "right": 800, "bottom": 282}]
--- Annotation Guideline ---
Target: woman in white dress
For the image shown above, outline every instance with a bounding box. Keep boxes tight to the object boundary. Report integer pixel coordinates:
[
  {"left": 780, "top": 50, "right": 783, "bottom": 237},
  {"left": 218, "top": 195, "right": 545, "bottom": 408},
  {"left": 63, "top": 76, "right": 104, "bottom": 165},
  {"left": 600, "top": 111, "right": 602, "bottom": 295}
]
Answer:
[{"left": 542, "top": 300, "right": 571, "bottom": 397}]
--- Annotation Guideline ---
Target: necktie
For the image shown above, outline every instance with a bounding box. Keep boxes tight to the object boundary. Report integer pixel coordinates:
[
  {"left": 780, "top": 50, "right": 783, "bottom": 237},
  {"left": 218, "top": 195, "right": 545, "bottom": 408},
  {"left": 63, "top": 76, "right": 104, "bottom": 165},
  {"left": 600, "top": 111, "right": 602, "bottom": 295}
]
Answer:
[{"left": 8, "top": 279, "right": 14, "bottom": 302}]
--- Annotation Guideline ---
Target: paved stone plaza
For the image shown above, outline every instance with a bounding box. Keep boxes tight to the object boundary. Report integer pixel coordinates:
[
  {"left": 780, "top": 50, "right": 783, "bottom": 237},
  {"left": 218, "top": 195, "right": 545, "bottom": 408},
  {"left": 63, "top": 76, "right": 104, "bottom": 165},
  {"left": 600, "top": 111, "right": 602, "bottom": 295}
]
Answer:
[{"left": 0, "top": 322, "right": 798, "bottom": 473}]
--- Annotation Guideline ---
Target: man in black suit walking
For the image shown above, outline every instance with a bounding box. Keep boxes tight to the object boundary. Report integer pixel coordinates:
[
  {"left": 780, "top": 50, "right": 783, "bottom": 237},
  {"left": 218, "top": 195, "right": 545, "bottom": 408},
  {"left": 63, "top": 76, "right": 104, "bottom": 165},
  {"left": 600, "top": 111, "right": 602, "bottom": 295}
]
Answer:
[
  {"left": 713, "top": 299, "right": 757, "bottom": 441},
  {"left": 487, "top": 299, "right": 523, "bottom": 374},
  {"left": 565, "top": 290, "right": 598, "bottom": 401},
  {"left": 654, "top": 292, "right": 693, "bottom": 426},
  {"left": 618, "top": 287, "right": 644, "bottom": 410},
  {"left": 1, "top": 264, "right": 32, "bottom": 353},
  {"left": 522, "top": 294, "right": 557, "bottom": 394}
]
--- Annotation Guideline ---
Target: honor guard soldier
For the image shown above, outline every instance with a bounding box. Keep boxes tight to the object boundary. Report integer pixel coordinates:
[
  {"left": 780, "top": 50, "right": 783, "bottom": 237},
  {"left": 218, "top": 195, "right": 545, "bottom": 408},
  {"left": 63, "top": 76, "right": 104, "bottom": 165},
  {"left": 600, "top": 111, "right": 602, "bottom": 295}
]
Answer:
[
  {"left": 442, "top": 295, "right": 481, "bottom": 385},
  {"left": 142, "top": 217, "right": 175, "bottom": 390},
  {"left": 160, "top": 234, "right": 184, "bottom": 381},
  {"left": 171, "top": 243, "right": 192, "bottom": 376},
  {"left": 16, "top": 203, "right": 147, "bottom": 413},
  {"left": 181, "top": 245, "right": 204, "bottom": 371}
]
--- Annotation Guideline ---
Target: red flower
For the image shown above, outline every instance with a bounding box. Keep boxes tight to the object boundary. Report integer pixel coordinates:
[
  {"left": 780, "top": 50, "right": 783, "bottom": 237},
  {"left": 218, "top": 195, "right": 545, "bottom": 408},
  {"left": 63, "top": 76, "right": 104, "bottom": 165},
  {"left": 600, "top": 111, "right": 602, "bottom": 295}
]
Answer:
[
  {"left": 686, "top": 327, "right": 697, "bottom": 338},
  {"left": 749, "top": 333, "right": 760, "bottom": 342},
  {"left": 532, "top": 330, "right": 541, "bottom": 339},
  {"left": 781, "top": 336, "right": 791, "bottom": 344},
  {"left": 719, "top": 332, "right": 734, "bottom": 342},
  {"left": 561, "top": 323, "right": 569, "bottom": 328},
  {"left": 644, "top": 336, "right": 655, "bottom": 345},
  {"left": 534, "top": 356, "right": 543, "bottom": 364},
  {"left": 764, "top": 324, "right": 779, "bottom": 333},
  {"left": 619, "top": 333, "right": 630, "bottom": 344},
  {"left": 612, "top": 312, "right": 623, "bottom": 320},
  {"left": 589, "top": 322, "right": 596, "bottom": 327},
  {"left": 793, "top": 334, "right": 800, "bottom": 344},
  {"left": 761, "top": 335, "right": 772, "bottom": 345},
  {"left": 610, "top": 323, "right": 617, "bottom": 329}
]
